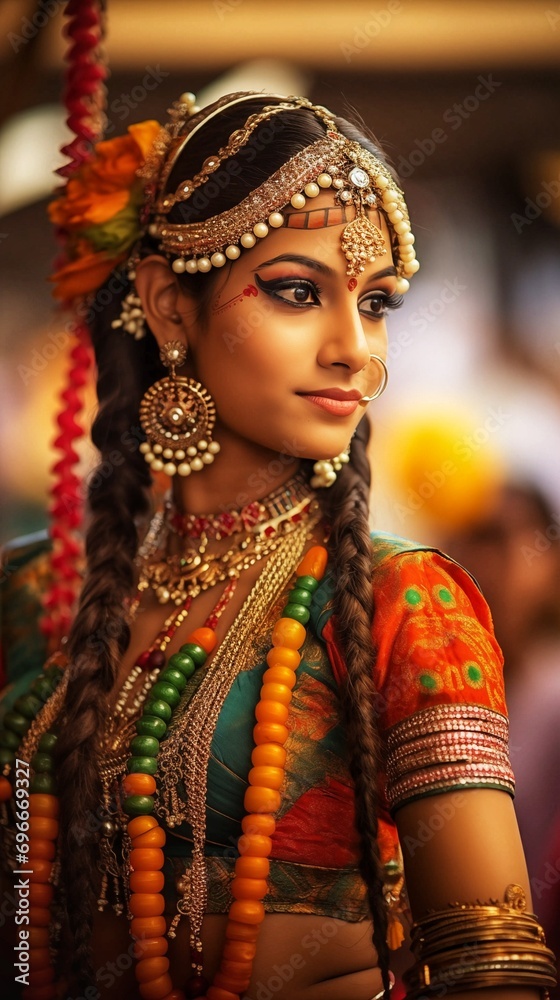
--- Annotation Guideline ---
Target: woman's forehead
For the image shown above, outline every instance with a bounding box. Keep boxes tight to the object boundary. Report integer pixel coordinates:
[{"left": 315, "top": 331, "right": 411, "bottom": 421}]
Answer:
[{"left": 238, "top": 193, "right": 395, "bottom": 277}]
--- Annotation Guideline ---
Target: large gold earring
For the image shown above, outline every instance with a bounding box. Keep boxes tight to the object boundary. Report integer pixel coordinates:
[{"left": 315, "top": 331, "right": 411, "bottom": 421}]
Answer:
[{"left": 139, "top": 340, "right": 220, "bottom": 476}]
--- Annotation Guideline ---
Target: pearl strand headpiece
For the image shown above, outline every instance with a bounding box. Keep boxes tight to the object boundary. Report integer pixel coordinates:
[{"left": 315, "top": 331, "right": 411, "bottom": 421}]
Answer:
[{"left": 143, "top": 93, "right": 419, "bottom": 289}]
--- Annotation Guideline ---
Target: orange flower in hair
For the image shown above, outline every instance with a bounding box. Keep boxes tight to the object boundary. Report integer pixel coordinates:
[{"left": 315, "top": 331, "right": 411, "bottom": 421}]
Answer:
[{"left": 49, "top": 120, "right": 161, "bottom": 303}]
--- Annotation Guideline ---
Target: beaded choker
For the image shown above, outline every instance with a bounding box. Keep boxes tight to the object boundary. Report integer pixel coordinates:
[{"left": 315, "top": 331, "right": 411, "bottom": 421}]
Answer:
[
  {"left": 165, "top": 470, "right": 314, "bottom": 540},
  {"left": 137, "top": 472, "right": 321, "bottom": 605}
]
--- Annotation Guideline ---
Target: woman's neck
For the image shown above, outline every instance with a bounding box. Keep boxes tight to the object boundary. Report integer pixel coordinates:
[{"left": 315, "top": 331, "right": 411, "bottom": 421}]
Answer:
[{"left": 170, "top": 436, "right": 302, "bottom": 515}]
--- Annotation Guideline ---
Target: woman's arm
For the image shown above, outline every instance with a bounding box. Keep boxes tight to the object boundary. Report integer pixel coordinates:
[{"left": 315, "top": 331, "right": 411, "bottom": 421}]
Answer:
[{"left": 396, "top": 787, "right": 552, "bottom": 999}]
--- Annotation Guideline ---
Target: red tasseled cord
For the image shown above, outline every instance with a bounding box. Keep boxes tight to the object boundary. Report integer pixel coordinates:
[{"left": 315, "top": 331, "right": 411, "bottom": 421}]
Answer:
[{"left": 41, "top": 0, "right": 107, "bottom": 648}]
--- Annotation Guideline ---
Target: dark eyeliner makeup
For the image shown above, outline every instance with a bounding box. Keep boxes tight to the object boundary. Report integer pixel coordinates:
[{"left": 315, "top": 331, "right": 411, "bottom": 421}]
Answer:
[
  {"left": 359, "top": 290, "right": 405, "bottom": 320},
  {"left": 254, "top": 273, "right": 321, "bottom": 307}
]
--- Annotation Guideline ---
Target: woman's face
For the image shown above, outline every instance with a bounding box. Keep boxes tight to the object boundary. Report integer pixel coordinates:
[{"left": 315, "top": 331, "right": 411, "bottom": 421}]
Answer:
[{"left": 178, "top": 192, "right": 400, "bottom": 464}]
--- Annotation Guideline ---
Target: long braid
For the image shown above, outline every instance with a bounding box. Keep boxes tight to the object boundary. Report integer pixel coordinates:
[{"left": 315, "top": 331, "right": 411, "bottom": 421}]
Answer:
[
  {"left": 327, "top": 415, "right": 392, "bottom": 997},
  {"left": 54, "top": 289, "right": 155, "bottom": 989}
]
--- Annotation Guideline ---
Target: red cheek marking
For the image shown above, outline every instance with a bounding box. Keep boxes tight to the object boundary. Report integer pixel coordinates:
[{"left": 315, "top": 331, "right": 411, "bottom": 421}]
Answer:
[
  {"left": 212, "top": 284, "right": 258, "bottom": 314},
  {"left": 347, "top": 278, "right": 357, "bottom": 291}
]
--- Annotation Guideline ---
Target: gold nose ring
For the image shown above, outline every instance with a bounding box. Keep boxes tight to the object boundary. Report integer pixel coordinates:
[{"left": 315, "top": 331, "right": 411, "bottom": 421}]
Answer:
[{"left": 360, "top": 354, "right": 388, "bottom": 403}]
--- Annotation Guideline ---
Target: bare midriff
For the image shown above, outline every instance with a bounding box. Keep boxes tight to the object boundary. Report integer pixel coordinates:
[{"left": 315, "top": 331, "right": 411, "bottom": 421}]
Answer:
[{"left": 83, "top": 908, "right": 382, "bottom": 1000}]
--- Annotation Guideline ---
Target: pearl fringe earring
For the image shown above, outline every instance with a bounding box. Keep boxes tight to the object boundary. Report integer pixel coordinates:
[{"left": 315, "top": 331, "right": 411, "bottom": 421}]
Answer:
[
  {"left": 139, "top": 340, "right": 220, "bottom": 477},
  {"left": 310, "top": 450, "right": 350, "bottom": 489}
]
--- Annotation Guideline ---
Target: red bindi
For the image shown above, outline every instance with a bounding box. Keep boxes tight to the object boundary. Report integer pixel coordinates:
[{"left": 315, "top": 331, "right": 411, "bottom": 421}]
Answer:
[{"left": 347, "top": 278, "right": 357, "bottom": 291}]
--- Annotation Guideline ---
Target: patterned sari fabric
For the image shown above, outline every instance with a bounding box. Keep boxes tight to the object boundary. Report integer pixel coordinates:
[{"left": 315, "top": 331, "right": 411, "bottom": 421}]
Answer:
[
  {"left": 1, "top": 532, "right": 513, "bottom": 925},
  {"left": 323, "top": 533, "right": 512, "bottom": 817}
]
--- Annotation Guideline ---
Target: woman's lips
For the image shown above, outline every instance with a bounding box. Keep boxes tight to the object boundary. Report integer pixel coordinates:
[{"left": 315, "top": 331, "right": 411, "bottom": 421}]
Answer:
[{"left": 298, "top": 391, "right": 360, "bottom": 416}]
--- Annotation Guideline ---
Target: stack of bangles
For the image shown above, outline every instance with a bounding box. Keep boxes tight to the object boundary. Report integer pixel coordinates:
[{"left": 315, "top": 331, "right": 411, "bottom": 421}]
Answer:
[{"left": 403, "top": 884, "right": 556, "bottom": 998}]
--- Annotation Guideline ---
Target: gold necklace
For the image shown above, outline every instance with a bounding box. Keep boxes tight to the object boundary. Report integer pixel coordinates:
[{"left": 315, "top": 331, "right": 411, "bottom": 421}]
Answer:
[{"left": 136, "top": 482, "right": 320, "bottom": 605}]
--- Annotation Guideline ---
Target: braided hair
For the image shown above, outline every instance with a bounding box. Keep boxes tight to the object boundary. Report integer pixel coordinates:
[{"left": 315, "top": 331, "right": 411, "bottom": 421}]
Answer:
[
  {"left": 54, "top": 296, "right": 160, "bottom": 986},
  {"left": 327, "top": 416, "right": 391, "bottom": 992},
  {"left": 54, "top": 94, "right": 401, "bottom": 994}
]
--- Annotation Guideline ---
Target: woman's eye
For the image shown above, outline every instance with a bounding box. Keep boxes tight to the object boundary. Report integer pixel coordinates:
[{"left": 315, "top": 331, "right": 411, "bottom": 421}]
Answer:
[
  {"left": 279, "top": 284, "right": 318, "bottom": 305},
  {"left": 359, "top": 291, "right": 404, "bottom": 320},
  {"left": 254, "top": 274, "right": 320, "bottom": 307}
]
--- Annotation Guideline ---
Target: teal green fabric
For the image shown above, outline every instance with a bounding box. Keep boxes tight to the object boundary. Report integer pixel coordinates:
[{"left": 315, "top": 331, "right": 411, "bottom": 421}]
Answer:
[{"left": 0, "top": 532, "right": 52, "bottom": 718}]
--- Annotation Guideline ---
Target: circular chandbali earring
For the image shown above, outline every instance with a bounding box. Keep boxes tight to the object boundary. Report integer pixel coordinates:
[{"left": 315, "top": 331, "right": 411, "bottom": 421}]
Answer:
[{"left": 139, "top": 340, "right": 221, "bottom": 476}]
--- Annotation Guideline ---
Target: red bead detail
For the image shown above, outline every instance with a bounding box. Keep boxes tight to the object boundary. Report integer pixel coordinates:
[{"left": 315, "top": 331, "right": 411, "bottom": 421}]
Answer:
[
  {"left": 0, "top": 776, "right": 12, "bottom": 802},
  {"left": 41, "top": 0, "right": 107, "bottom": 647},
  {"left": 148, "top": 650, "right": 166, "bottom": 670},
  {"left": 137, "top": 651, "right": 151, "bottom": 669},
  {"left": 40, "top": 332, "right": 92, "bottom": 648},
  {"left": 184, "top": 976, "right": 209, "bottom": 998}
]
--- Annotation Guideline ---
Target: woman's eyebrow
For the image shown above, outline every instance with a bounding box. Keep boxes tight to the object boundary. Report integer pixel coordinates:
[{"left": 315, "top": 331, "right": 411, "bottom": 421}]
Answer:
[
  {"left": 255, "top": 254, "right": 334, "bottom": 276},
  {"left": 363, "top": 265, "right": 397, "bottom": 282},
  {"left": 255, "top": 255, "right": 398, "bottom": 282}
]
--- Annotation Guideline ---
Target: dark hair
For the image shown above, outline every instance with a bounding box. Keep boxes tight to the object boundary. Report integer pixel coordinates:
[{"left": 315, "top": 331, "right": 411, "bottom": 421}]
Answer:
[{"left": 55, "top": 92, "right": 399, "bottom": 995}]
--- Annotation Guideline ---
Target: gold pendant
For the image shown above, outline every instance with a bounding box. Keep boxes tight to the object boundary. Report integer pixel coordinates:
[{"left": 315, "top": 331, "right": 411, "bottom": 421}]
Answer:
[{"left": 341, "top": 214, "right": 386, "bottom": 277}]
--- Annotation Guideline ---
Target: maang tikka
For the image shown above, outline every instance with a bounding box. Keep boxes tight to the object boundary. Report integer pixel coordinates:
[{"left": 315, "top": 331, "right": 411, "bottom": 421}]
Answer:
[{"left": 139, "top": 340, "right": 220, "bottom": 476}]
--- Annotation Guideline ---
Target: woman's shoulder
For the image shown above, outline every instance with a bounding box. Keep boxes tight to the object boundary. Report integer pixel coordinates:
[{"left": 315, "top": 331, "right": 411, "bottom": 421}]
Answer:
[
  {"left": 368, "top": 529, "right": 495, "bottom": 633},
  {"left": 311, "top": 528, "right": 506, "bottom": 717},
  {"left": 370, "top": 529, "right": 477, "bottom": 584},
  {"left": 311, "top": 530, "right": 484, "bottom": 634}
]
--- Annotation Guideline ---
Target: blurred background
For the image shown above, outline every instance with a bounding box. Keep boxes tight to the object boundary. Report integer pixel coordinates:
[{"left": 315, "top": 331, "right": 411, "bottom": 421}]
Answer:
[{"left": 1, "top": 0, "right": 560, "bottom": 973}]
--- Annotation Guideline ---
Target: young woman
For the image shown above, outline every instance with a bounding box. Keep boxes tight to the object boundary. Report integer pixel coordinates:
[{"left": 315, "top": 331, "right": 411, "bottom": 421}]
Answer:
[{"left": 0, "top": 91, "right": 555, "bottom": 1000}]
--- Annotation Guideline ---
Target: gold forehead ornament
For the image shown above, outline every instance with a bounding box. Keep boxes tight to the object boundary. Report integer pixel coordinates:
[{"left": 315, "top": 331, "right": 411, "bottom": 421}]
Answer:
[{"left": 144, "top": 94, "right": 419, "bottom": 289}]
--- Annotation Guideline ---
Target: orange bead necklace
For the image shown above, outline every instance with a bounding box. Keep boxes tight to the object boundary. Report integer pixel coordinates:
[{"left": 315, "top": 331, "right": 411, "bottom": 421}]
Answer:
[
  {"left": 17, "top": 544, "right": 328, "bottom": 1000},
  {"left": 123, "top": 544, "right": 328, "bottom": 1000}
]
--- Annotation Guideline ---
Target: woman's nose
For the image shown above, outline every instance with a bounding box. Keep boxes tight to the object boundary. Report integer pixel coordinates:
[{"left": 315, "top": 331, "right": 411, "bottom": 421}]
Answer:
[{"left": 317, "top": 302, "right": 372, "bottom": 372}]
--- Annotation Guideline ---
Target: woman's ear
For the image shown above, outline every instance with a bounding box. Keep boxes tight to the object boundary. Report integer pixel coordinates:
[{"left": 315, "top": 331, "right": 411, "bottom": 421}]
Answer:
[{"left": 134, "top": 255, "right": 193, "bottom": 347}]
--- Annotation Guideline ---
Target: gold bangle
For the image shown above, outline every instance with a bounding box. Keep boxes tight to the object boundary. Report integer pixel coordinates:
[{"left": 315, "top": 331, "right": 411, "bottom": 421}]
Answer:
[{"left": 404, "top": 884, "right": 557, "bottom": 999}]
